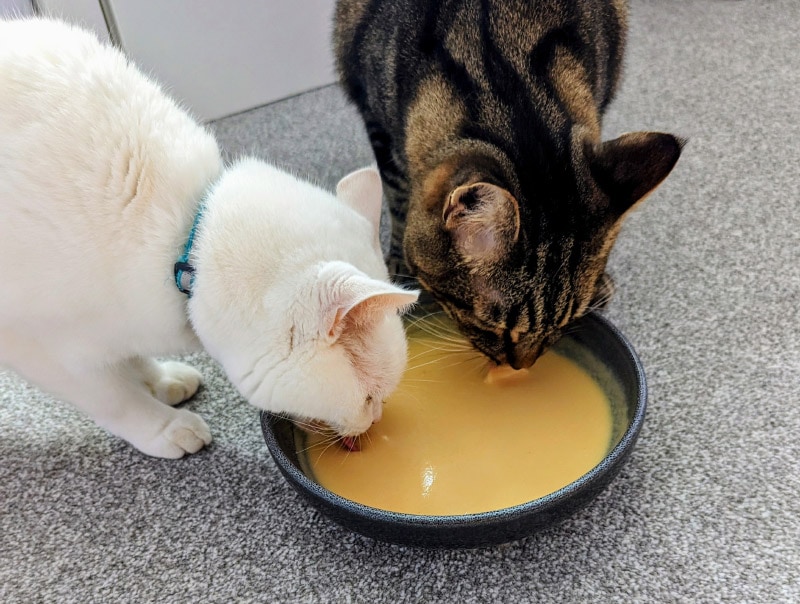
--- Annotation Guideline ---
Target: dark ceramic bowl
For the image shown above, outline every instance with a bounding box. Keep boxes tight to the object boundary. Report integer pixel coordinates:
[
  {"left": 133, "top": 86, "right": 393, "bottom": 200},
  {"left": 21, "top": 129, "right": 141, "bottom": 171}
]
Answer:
[{"left": 261, "top": 311, "right": 646, "bottom": 549}]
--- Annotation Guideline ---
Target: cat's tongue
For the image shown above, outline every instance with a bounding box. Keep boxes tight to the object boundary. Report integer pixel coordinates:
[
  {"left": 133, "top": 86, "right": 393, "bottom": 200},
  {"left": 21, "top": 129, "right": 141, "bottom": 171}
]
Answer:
[{"left": 340, "top": 436, "right": 361, "bottom": 452}]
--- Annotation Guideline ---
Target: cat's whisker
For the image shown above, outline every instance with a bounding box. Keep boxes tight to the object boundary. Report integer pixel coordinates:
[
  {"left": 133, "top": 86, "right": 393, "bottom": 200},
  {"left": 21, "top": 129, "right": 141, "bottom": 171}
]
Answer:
[
  {"left": 408, "top": 317, "right": 463, "bottom": 338},
  {"left": 298, "top": 430, "right": 339, "bottom": 446},
  {"left": 405, "top": 311, "right": 453, "bottom": 328},
  {"left": 323, "top": 433, "right": 349, "bottom": 453},
  {"left": 408, "top": 346, "right": 476, "bottom": 361},
  {"left": 419, "top": 342, "right": 477, "bottom": 354},
  {"left": 426, "top": 314, "right": 458, "bottom": 330},
  {"left": 561, "top": 322, "right": 587, "bottom": 338},
  {"left": 338, "top": 435, "right": 362, "bottom": 464},
  {"left": 418, "top": 332, "right": 469, "bottom": 348},
  {"left": 417, "top": 342, "right": 485, "bottom": 358},
  {"left": 409, "top": 330, "right": 471, "bottom": 350},
  {"left": 404, "top": 353, "right": 475, "bottom": 372},
  {"left": 398, "top": 388, "right": 425, "bottom": 406},
  {"left": 414, "top": 344, "right": 474, "bottom": 357},
  {"left": 408, "top": 339, "right": 470, "bottom": 354},
  {"left": 407, "top": 350, "right": 430, "bottom": 363},
  {"left": 403, "top": 377, "right": 448, "bottom": 384},
  {"left": 297, "top": 436, "right": 339, "bottom": 457},
  {"left": 408, "top": 355, "right": 487, "bottom": 375},
  {"left": 405, "top": 357, "right": 448, "bottom": 372},
  {"left": 301, "top": 432, "right": 342, "bottom": 461},
  {"left": 363, "top": 430, "right": 373, "bottom": 446},
  {"left": 291, "top": 417, "right": 334, "bottom": 436},
  {"left": 390, "top": 273, "right": 418, "bottom": 282},
  {"left": 407, "top": 346, "right": 460, "bottom": 363},
  {"left": 413, "top": 330, "right": 471, "bottom": 345},
  {"left": 404, "top": 314, "right": 444, "bottom": 333},
  {"left": 588, "top": 295, "right": 613, "bottom": 312},
  {"left": 435, "top": 357, "right": 489, "bottom": 373}
]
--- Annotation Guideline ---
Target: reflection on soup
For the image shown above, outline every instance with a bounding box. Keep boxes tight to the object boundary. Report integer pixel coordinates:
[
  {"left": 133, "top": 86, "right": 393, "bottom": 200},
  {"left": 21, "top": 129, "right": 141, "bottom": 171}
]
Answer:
[{"left": 300, "top": 324, "right": 613, "bottom": 516}]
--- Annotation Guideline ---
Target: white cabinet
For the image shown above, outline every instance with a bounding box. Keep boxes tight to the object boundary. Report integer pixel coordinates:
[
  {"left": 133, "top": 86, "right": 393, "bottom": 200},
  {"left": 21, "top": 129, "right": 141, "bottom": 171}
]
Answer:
[{"left": 29, "top": 1, "right": 338, "bottom": 121}]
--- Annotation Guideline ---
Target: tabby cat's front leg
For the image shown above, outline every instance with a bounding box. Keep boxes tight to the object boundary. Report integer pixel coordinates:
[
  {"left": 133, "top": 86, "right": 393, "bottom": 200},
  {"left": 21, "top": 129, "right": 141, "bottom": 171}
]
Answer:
[
  {"left": 364, "top": 118, "right": 412, "bottom": 281},
  {"left": 385, "top": 188, "right": 412, "bottom": 281}
]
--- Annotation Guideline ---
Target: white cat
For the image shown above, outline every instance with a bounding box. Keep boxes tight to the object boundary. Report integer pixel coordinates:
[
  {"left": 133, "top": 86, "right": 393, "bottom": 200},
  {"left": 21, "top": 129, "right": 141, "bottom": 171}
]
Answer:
[{"left": 0, "top": 18, "right": 418, "bottom": 458}]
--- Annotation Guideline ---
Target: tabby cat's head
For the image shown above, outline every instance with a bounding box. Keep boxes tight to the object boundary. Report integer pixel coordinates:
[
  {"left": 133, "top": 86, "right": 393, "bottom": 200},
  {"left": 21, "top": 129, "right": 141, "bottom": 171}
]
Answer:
[{"left": 404, "top": 132, "right": 683, "bottom": 369}]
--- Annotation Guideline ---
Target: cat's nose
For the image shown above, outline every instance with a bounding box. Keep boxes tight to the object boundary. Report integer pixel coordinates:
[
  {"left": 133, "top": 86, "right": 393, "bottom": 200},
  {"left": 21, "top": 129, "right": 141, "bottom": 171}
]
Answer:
[
  {"left": 509, "top": 343, "right": 543, "bottom": 370},
  {"left": 509, "top": 357, "right": 529, "bottom": 371}
]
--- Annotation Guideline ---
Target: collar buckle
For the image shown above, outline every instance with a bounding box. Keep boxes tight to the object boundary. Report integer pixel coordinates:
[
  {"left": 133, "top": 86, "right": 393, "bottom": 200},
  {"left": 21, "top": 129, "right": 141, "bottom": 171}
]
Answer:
[{"left": 174, "top": 261, "right": 196, "bottom": 296}]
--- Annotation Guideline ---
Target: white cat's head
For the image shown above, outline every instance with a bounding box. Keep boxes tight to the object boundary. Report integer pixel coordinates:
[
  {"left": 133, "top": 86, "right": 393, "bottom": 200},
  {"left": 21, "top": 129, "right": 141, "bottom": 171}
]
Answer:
[
  {"left": 189, "top": 162, "right": 419, "bottom": 437},
  {"left": 260, "top": 259, "right": 417, "bottom": 435}
]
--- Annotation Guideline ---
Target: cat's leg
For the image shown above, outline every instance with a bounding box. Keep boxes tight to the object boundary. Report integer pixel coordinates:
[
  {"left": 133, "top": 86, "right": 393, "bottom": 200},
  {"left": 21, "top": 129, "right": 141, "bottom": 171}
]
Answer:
[
  {"left": 2, "top": 334, "right": 211, "bottom": 458},
  {"left": 385, "top": 188, "right": 412, "bottom": 282},
  {"left": 133, "top": 357, "right": 203, "bottom": 406},
  {"left": 364, "top": 118, "right": 412, "bottom": 281},
  {"left": 62, "top": 358, "right": 211, "bottom": 458}
]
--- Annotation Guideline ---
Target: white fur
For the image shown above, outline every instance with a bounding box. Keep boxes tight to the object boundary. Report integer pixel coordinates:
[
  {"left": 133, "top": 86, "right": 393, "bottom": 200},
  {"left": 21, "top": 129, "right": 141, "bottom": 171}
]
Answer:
[{"left": 0, "top": 18, "right": 418, "bottom": 458}]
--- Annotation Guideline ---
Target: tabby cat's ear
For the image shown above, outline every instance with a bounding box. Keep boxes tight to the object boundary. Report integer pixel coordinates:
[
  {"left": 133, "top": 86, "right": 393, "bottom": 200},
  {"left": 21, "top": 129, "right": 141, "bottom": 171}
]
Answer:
[
  {"left": 442, "top": 182, "right": 520, "bottom": 262},
  {"left": 318, "top": 262, "right": 419, "bottom": 342},
  {"left": 336, "top": 165, "right": 383, "bottom": 244},
  {"left": 590, "top": 132, "right": 684, "bottom": 217}
]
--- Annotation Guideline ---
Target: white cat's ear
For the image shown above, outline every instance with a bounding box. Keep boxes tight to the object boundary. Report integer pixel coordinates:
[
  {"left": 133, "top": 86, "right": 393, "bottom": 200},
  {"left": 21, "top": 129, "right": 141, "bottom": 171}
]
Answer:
[
  {"left": 442, "top": 182, "right": 520, "bottom": 263},
  {"left": 318, "top": 262, "right": 419, "bottom": 342},
  {"left": 336, "top": 165, "right": 383, "bottom": 239}
]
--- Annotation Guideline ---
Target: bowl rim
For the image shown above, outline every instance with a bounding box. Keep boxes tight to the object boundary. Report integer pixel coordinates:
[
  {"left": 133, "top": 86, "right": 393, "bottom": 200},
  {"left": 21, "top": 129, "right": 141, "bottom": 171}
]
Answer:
[{"left": 261, "top": 311, "right": 647, "bottom": 527}]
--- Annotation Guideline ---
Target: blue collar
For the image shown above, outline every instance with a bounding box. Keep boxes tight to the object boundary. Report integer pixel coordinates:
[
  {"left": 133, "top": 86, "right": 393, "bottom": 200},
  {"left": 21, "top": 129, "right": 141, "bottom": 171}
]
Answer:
[{"left": 174, "top": 200, "right": 205, "bottom": 297}]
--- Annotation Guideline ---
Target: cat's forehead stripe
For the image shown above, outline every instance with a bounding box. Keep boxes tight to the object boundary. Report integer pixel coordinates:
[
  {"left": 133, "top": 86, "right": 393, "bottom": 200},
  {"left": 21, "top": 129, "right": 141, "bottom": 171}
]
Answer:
[
  {"left": 506, "top": 304, "right": 531, "bottom": 342},
  {"left": 503, "top": 303, "right": 522, "bottom": 334}
]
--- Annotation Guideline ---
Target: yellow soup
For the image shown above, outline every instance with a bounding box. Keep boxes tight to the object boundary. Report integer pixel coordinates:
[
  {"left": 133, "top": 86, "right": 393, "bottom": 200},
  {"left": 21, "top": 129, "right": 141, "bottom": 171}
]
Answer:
[{"left": 300, "top": 322, "right": 613, "bottom": 515}]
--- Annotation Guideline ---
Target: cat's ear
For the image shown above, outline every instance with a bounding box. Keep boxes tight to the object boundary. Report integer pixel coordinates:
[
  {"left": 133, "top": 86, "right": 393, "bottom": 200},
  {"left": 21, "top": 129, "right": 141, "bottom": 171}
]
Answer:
[
  {"left": 442, "top": 182, "right": 520, "bottom": 262},
  {"left": 589, "top": 132, "right": 684, "bottom": 218},
  {"left": 336, "top": 165, "right": 383, "bottom": 242},
  {"left": 318, "top": 262, "right": 419, "bottom": 342}
]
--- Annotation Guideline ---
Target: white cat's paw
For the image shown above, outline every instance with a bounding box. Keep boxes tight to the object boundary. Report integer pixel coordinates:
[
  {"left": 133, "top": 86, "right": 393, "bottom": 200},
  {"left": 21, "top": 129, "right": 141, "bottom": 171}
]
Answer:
[
  {"left": 149, "top": 361, "right": 203, "bottom": 406},
  {"left": 138, "top": 409, "right": 212, "bottom": 459}
]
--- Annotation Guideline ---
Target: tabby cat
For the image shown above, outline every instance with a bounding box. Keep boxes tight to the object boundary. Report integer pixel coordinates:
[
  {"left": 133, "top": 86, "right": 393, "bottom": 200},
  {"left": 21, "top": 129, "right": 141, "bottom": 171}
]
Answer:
[{"left": 334, "top": 0, "right": 682, "bottom": 368}]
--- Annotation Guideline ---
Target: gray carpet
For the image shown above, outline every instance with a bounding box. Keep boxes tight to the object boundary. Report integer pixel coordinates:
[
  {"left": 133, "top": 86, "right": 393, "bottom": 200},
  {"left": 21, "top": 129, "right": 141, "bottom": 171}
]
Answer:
[{"left": 2, "top": 1, "right": 799, "bottom": 601}]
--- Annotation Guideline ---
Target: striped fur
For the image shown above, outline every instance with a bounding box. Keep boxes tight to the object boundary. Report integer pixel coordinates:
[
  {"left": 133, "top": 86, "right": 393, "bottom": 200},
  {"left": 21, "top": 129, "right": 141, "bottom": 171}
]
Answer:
[{"left": 335, "top": 0, "right": 682, "bottom": 368}]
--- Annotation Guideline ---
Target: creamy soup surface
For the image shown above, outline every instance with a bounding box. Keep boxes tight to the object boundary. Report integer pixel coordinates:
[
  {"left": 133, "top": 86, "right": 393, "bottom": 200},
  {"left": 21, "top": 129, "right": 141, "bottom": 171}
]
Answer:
[{"left": 300, "top": 321, "right": 613, "bottom": 515}]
